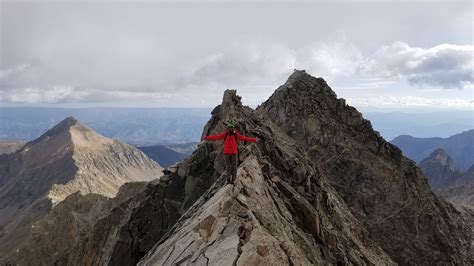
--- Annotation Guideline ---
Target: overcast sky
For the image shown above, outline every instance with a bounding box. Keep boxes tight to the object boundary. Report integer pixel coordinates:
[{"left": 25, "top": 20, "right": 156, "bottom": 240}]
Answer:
[{"left": 0, "top": 0, "right": 472, "bottom": 111}]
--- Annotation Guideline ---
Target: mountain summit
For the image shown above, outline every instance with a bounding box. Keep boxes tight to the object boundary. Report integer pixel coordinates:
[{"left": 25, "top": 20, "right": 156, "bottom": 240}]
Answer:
[
  {"left": 419, "top": 148, "right": 460, "bottom": 188},
  {"left": 0, "top": 117, "right": 162, "bottom": 259},
  {"left": 258, "top": 70, "right": 471, "bottom": 264}
]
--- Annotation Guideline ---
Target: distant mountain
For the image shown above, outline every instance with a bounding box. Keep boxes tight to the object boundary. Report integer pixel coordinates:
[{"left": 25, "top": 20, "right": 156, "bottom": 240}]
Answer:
[
  {"left": 418, "top": 149, "right": 473, "bottom": 204},
  {"left": 0, "top": 117, "right": 162, "bottom": 260},
  {"left": 363, "top": 111, "right": 474, "bottom": 140},
  {"left": 0, "top": 140, "right": 25, "bottom": 154},
  {"left": 164, "top": 142, "right": 198, "bottom": 155},
  {"left": 138, "top": 145, "right": 188, "bottom": 167},
  {"left": 391, "top": 129, "right": 474, "bottom": 171},
  {"left": 419, "top": 148, "right": 462, "bottom": 189},
  {"left": 0, "top": 107, "right": 211, "bottom": 145}
]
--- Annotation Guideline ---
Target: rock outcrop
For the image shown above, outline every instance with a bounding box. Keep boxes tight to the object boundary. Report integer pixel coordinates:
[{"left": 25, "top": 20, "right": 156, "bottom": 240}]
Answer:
[
  {"left": 419, "top": 148, "right": 461, "bottom": 189},
  {"left": 0, "top": 117, "right": 162, "bottom": 261},
  {"left": 257, "top": 70, "right": 472, "bottom": 264}
]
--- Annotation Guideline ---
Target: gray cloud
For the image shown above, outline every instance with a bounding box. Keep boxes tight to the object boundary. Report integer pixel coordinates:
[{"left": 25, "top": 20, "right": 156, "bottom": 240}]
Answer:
[
  {"left": 0, "top": 1, "right": 472, "bottom": 106},
  {"left": 361, "top": 42, "right": 473, "bottom": 89}
]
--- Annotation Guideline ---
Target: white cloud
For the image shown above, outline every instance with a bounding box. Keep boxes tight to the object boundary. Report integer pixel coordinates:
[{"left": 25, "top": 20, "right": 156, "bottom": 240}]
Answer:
[
  {"left": 299, "top": 41, "right": 363, "bottom": 80},
  {"left": 181, "top": 38, "right": 362, "bottom": 90},
  {"left": 0, "top": 64, "right": 30, "bottom": 79},
  {"left": 2, "top": 85, "right": 79, "bottom": 104},
  {"left": 1, "top": 39, "right": 472, "bottom": 105},
  {"left": 347, "top": 95, "right": 474, "bottom": 110},
  {"left": 360, "top": 42, "right": 473, "bottom": 89}
]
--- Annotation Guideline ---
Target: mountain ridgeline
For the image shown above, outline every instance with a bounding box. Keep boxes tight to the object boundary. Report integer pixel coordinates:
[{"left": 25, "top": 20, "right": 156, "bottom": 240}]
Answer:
[
  {"left": 391, "top": 129, "right": 474, "bottom": 172},
  {"left": 1, "top": 71, "right": 472, "bottom": 265}
]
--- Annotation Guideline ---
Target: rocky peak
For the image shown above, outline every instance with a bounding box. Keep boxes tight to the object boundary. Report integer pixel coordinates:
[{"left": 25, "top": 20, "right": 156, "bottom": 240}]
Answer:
[
  {"left": 419, "top": 148, "right": 460, "bottom": 189},
  {"left": 258, "top": 71, "right": 471, "bottom": 264},
  {"left": 28, "top": 116, "right": 78, "bottom": 144},
  {"left": 424, "top": 148, "right": 456, "bottom": 171}
]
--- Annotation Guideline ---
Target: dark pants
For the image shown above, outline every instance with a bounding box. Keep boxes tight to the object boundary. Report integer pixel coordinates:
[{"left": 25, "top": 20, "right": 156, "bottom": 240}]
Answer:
[{"left": 224, "top": 154, "right": 238, "bottom": 183}]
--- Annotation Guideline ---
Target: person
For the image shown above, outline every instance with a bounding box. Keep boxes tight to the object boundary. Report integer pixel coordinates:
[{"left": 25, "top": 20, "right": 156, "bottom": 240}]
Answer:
[{"left": 202, "top": 119, "right": 257, "bottom": 184}]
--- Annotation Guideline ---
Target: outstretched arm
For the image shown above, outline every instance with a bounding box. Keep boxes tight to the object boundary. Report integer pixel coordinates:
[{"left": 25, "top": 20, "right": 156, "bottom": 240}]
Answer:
[
  {"left": 236, "top": 131, "right": 257, "bottom": 142},
  {"left": 203, "top": 132, "right": 226, "bottom": 141}
]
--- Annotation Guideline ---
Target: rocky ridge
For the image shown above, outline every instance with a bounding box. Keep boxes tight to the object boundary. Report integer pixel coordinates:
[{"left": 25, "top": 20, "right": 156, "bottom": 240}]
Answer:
[{"left": 139, "top": 90, "right": 393, "bottom": 265}]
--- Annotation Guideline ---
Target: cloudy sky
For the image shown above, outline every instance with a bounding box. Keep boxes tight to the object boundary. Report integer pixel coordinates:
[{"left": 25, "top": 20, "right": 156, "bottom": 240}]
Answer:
[{"left": 0, "top": 0, "right": 472, "bottom": 111}]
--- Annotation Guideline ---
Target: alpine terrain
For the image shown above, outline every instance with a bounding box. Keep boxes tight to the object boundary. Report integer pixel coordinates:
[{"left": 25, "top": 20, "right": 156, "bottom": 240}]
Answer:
[{"left": 1, "top": 71, "right": 471, "bottom": 265}]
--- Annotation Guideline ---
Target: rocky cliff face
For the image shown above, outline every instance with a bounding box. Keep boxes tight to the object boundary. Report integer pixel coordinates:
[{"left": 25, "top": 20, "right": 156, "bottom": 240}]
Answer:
[
  {"left": 419, "top": 148, "right": 461, "bottom": 189},
  {"left": 0, "top": 117, "right": 162, "bottom": 261},
  {"left": 257, "top": 70, "right": 472, "bottom": 264}
]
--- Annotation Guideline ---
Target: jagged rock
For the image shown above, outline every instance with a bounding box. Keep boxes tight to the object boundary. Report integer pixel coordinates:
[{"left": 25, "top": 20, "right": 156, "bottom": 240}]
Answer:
[
  {"left": 419, "top": 148, "right": 461, "bottom": 189},
  {"left": 257, "top": 70, "right": 472, "bottom": 264}
]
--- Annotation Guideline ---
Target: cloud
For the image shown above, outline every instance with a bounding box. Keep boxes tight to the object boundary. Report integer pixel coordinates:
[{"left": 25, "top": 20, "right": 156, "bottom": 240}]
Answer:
[
  {"left": 347, "top": 95, "right": 474, "bottom": 110},
  {"left": 1, "top": 1, "right": 471, "bottom": 106},
  {"left": 0, "top": 64, "right": 30, "bottom": 80},
  {"left": 2, "top": 40, "right": 471, "bottom": 106},
  {"left": 361, "top": 42, "right": 473, "bottom": 89},
  {"left": 0, "top": 85, "right": 80, "bottom": 104},
  {"left": 180, "top": 38, "right": 362, "bottom": 90}
]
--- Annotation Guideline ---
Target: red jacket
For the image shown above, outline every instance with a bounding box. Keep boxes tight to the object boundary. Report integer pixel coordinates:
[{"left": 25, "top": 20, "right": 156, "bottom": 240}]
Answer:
[{"left": 204, "top": 128, "right": 257, "bottom": 155}]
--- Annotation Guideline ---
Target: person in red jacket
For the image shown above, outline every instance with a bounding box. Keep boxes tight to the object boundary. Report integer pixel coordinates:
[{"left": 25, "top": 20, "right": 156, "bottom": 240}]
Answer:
[{"left": 202, "top": 119, "right": 257, "bottom": 184}]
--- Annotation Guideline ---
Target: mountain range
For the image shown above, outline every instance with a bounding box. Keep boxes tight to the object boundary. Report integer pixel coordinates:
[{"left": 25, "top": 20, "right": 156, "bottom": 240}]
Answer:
[
  {"left": 0, "top": 71, "right": 472, "bottom": 264},
  {"left": 0, "top": 108, "right": 211, "bottom": 145},
  {"left": 138, "top": 143, "right": 197, "bottom": 168},
  {"left": 2, "top": 109, "right": 472, "bottom": 146},
  {"left": 391, "top": 129, "right": 474, "bottom": 172}
]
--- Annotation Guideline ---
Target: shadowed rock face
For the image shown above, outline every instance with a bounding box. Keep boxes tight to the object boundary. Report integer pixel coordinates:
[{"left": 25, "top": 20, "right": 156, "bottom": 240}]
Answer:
[
  {"left": 419, "top": 148, "right": 461, "bottom": 189},
  {"left": 257, "top": 70, "right": 472, "bottom": 264},
  {"left": 0, "top": 117, "right": 162, "bottom": 262}
]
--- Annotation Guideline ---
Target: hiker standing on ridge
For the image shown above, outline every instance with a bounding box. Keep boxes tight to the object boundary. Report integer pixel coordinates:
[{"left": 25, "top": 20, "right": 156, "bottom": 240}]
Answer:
[{"left": 202, "top": 120, "right": 257, "bottom": 185}]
